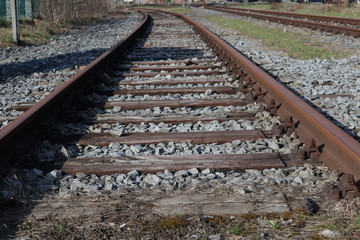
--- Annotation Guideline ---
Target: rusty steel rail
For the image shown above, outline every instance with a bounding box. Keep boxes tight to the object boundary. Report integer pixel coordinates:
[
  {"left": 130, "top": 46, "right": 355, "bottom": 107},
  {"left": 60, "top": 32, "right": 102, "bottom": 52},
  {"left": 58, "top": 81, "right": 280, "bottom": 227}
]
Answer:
[
  {"left": 0, "top": 11, "right": 150, "bottom": 175},
  {"left": 157, "top": 9, "right": 360, "bottom": 179},
  {"left": 205, "top": 6, "right": 360, "bottom": 37},
  {"left": 216, "top": 5, "right": 360, "bottom": 27}
]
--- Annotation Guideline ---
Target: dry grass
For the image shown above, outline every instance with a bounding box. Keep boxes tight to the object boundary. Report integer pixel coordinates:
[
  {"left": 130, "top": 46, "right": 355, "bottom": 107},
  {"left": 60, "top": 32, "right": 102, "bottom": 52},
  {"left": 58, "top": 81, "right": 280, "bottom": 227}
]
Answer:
[
  {"left": 9, "top": 198, "right": 360, "bottom": 239},
  {"left": 0, "top": 0, "right": 112, "bottom": 47},
  {"left": 0, "top": 20, "right": 67, "bottom": 48},
  {"left": 0, "top": 7, "right": 130, "bottom": 48},
  {"left": 2, "top": 181, "right": 360, "bottom": 240},
  {"left": 270, "top": 2, "right": 282, "bottom": 10},
  {"left": 204, "top": 16, "right": 349, "bottom": 59}
]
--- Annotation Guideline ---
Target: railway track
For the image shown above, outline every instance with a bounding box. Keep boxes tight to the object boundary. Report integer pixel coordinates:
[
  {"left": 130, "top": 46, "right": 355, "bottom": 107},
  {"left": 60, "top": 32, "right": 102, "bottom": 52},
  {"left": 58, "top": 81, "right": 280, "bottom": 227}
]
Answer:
[
  {"left": 0, "top": 9, "right": 360, "bottom": 188},
  {"left": 217, "top": 5, "right": 360, "bottom": 27},
  {"left": 204, "top": 5, "right": 360, "bottom": 37}
]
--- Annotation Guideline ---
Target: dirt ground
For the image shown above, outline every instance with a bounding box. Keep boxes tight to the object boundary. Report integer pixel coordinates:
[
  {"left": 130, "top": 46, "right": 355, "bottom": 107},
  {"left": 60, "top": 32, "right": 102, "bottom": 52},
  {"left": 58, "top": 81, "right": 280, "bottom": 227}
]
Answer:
[{"left": 2, "top": 184, "right": 360, "bottom": 240}]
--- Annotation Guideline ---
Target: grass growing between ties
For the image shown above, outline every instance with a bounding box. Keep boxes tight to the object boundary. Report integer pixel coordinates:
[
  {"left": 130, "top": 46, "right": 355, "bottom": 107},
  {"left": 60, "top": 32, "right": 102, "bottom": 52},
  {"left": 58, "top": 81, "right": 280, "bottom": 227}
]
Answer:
[{"left": 204, "top": 16, "right": 348, "bottom": 59}]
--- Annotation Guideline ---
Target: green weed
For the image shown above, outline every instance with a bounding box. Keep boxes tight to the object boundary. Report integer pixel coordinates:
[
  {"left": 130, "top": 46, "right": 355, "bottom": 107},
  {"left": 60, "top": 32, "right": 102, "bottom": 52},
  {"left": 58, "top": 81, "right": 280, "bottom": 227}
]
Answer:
[
  {"left": 0, "top": 18, "right": 10, "bottom": 28},
  {"left": 58, "top": 223, "right": 65, "bottom": 232},
  {"left": 21, "top": 222, "right": 30, "bottom": 229},
  {"left": 266, "top": 217, "right": 280, "bottom": 229},
  {"left": 204, "top": 16, "right": 348, "bottom": 59},
  {"left": 355, "top": 215, "right": 360, "bottom": 231},
  {"left": 229, "top": 224, "right": 242, "bottom": 235},
  {"left": 157, "top": 216, "right": 187, "bottom": 229}
]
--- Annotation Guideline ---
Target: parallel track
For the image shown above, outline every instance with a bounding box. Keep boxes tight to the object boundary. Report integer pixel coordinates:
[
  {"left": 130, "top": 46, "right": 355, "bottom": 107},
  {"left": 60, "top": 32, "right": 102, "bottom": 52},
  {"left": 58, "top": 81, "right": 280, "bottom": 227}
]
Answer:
[
  {"left": 205, "top": 5, "right": 360, "bottom": 37},
  {"left": 1, "top": 10, "right": 360, "bottom": 181},
  {"left": 216, "top": 5, "right": 360, "bottom": 26}
]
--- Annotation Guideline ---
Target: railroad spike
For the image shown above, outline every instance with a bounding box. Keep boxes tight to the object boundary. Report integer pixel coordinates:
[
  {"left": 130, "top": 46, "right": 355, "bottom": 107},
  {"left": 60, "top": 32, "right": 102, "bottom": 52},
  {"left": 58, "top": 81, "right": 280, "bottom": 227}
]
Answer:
[
  {"left": 271, "top": 124, "right": 283, "bottom": 136},
  {"left": 256, "top": 104, "right": 267, "bottom": 113},
  {"left": 244, "top": 92, "right": 255, "bottom": 102},
  {"left": 244, "top": 75, "right": 253, "bottom": 86},
  {"left": 267, "top": 99, "right": 277, "bottom": 115},
  {"left": 304, "top": 138, "right": 320, "bottom": 161},
  {"left": 283, "top": 116, "right": 295, "bottom": 136},
  {"left": 254, "top": 87, "right": 265, "bottom": 100}
]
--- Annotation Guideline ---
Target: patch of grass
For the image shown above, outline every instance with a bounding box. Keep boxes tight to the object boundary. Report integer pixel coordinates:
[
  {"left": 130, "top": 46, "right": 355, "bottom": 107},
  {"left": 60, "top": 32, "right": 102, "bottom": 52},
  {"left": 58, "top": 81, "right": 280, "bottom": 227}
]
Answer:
[
  {"left": 0, "top": 19, "right": 62, "bottom": 47},
  {"left": 173, "top": 212, "right": 182, "bottom": 218},
  {"left": 58, "top": 223, "right": 65, "bottom": 232},
  {"left": 310, "top": 213, "right": 347, "bottom": 232},
  {"left": 20, "top": 221, "right": 40, "bottom": 230},
  {"left": 0, "top": 28, "right": 13, "bottom": 46},
  {"left": 165, "top": 7, "right": 192, "bottom": 13},
  {"left": 205, "top": 216, "right": 229, "bottom": 228},
  {"left": 204, "top": 16, "right": 347, "bottom": 59},
  {"left": 355, "top": 215, "right": 360, "bottom": 231},
  {"left": 110, "top": 202, "right": 124, "bottom": 211},
  {"left": 265, "top": 217, "right": 280, "bottom": 229},
  {"left": 294, "top": 4, "right": 360, "bottom": 18},
  {"left": 156, "top": 216, "right": 188, "bottom": 230},
  {"left": 323, "top": 215, "right": 346, "bottom": 230},
  {"left": 0, "top": 10, "right": 118, "bottom": 48},
  {"left": 231, "top": 4, "right": 271, "bottom": 10},
  {"left": 229, "top": 224, "right": 242, "bottom": 235},
  {"left": 21, "top": 222, "right": 30, "bottom": 229},
  {"left": 0, "top": 18, "right": 10, "bottom": 28},
  {"left": 19, "top": 24, "right": 56, "bottom": 45}
]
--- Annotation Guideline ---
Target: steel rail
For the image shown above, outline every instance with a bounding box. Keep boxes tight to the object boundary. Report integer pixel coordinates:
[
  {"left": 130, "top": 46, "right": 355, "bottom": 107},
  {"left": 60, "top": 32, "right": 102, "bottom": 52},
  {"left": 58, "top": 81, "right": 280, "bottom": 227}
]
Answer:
[
  {"left": 156, "top": 9, "right": 360, "bottom": 179},
  {"left": 216, "top": 5, "right": 360, "bottom": 26},
  {"left": 205, "top": 6, "right": 360, "bottom": 37},
  {"left": 0, "top": 11, "right": 151, "bottom": 174}
]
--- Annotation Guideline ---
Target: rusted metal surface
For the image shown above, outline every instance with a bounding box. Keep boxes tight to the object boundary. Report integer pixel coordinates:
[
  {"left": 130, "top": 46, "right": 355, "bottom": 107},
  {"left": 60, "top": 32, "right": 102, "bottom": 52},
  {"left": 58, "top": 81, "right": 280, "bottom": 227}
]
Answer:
[
  {"left": 217, "top": 6, "right": 360, "bottom": 27},
  {"left": 323, "top": 173, "right": 360, "bottom": 200},
  {"left": 205, "top": 6, "right": 360, "bottom": 37},
  {"left": 159, "top": 10, "right": 360, "bottom": 179},
  {"left": 0, "top": 11, "right": 150, "bottom": 174}
]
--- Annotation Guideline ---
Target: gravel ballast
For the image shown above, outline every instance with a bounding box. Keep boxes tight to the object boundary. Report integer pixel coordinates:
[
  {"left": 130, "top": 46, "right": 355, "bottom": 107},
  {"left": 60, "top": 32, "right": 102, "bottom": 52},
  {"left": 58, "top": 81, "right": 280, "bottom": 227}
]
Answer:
[
  {"left": 184, "top": 7, "right": 360, "bottom": 140},
  {"left": 0, "top": 11, "right": 143, "bottom": 129},
  {"left": 1, "top": 8, "right": 360, "bottom": 239}
]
